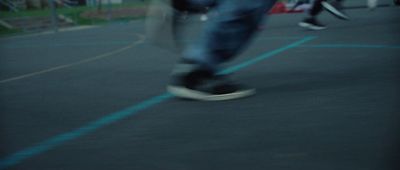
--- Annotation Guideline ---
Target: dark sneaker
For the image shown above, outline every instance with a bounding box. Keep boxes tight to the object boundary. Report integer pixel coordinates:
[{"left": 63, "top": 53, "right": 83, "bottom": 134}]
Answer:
[
  {"left": 167, "top": 61, "right": 255, "bottom": 101},
  {"left": 299, "top": 18, "right": 327, "bottom": 30},
  {"left": 321, "top": 0, "right": 350, "bottom": 20}
]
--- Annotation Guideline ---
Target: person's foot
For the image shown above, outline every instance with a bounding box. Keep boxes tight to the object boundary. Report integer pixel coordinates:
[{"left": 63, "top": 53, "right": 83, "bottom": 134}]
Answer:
[
  {"left": 167, "top": 60, "right": 255, "bottom": 101},
  {"left": 321, "top": 0, "right": 350, "bottom": 20},
  {"left": 299, "top": 18, "right": 327, "bottom": 30}
]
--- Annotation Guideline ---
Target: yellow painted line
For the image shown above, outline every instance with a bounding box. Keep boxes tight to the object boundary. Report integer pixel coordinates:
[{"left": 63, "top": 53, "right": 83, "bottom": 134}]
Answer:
[
  {"left": 0, "top": 25, "right": 99, "bottom": 41},
  {"left": 0, "top": 34, "right": 146, "bottom": 84}
]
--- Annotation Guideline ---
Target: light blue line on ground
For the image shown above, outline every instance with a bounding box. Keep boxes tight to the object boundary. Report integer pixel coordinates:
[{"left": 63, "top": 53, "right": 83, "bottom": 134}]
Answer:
[
  {"left": 255, "top": 36, "right": 305, "bottom": 41},
  {"left": 0, "top": 36, "right": 316, "bottom": 170},
  {"left": 0, "top": 93, "right": 173, "bottom": 169},
  {"left": 221, "top": 36, "right": 316, "bottom": 74},
  {"left": 300, "top": 44, "right": 400, "bottom": 49},
  {"left": 153, "top": 36, "right": 305, "bottom": 45}
]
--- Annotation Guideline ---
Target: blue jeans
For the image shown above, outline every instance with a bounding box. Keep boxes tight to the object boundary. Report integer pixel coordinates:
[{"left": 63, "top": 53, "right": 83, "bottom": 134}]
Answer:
[{"left": 182, "top": 0, "right": 278, "bottom": 71}]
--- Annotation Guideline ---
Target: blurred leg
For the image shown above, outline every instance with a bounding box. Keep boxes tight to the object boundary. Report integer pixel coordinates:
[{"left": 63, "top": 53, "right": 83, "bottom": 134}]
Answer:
[
  {"left": 183, "top": 0, "right": 278, "bottom": 71},
  {"left": 321, "top": 0, "right": 349, "bottom": 20},
  {"left": 309, "top": 0, "right": 324, "bottom": 17},
  {"left": 168, "top": 0, "right": 278, "bottom": 101},
  {"left": 298, "top": 0, "right": 327, "bottom": 30}
]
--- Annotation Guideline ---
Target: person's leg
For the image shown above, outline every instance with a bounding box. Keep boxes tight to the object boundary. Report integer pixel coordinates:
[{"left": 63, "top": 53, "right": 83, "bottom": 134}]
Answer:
[
  {"left": 183, "top": 0, "right": 277, "bottom": 69},
  {"left": 299, "top": 0, "right": 327, "bottom": 30},
  {"left": 321, "top": 0, "right": 349, "bottom": 20},
  {"left": 309, "top": 0, "right": 324, "bottom": 17},
  {"left": 168, "top": 0, "right": 278, "bottom": 101}
]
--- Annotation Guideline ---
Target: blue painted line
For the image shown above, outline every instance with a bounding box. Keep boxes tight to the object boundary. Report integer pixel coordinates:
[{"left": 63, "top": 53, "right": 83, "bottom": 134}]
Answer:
[
  {"left": 0, "top": 36, "right": 315, "bottom": 170},
  {"left": 255, "top": 36, "right": 305, "bottom": 41},
  {"left": 150, "top": 36, "right": 304, "bottom": 44},
  {"left": 221, "top": 36, "right": 316, "bottom": 74},
  {"left": 0, "top": 93, "right": 173, "bottom": 169},
  {"left": 299, "top": 44, "right": 400, "bottom": 49}
]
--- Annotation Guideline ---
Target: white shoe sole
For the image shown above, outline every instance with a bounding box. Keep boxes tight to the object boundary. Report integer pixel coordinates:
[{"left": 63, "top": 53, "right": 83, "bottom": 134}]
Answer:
[
  {"left": 299, "top": 22, "right": 327, "bottom": 30},
  {"left": 167, "top": 86, "right": 255, "bottom": 101}
]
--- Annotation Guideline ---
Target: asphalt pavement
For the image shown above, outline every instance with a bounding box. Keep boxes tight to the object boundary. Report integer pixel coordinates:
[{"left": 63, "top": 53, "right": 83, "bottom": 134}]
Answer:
[{"left": 0, "top": 5, "right": 399, "bottom": 170}]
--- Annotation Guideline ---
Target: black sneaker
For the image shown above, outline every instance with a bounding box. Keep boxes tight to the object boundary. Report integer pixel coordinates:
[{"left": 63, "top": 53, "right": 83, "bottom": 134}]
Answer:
[
  {"left": 299, "top": 18, "right": 327, "bottom": 30},
  {"left": 167, "top": 60, "right": 255, "bottom": 101},
  {"left": 321, "top": 0, "right": 349, "bottom": 20}
]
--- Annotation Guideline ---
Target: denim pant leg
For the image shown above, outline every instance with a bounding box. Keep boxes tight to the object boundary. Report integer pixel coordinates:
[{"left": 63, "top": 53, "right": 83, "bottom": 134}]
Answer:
[{"left": 183, "top": 0, "right": 278, "bottom": 71}]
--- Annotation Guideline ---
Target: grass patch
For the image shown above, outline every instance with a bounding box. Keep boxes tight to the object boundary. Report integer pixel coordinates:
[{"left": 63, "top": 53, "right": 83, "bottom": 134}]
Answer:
[
  {"left": 0, "top": 26, "right": 22, "bottom": 37},
  {"left": 0, "top": 1, "right": 150, "bottom": 19},
  {"left": 0, "top": 1, "right": 150, "bottom": 36}
]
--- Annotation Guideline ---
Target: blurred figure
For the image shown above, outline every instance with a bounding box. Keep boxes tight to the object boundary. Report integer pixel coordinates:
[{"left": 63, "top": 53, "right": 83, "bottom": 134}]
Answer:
[
  {"left": 299, "top": 0, "right": 349, "bottom": 30},
  {"left": 151, "top": 0, "right": 279, "bottom": 101}
]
